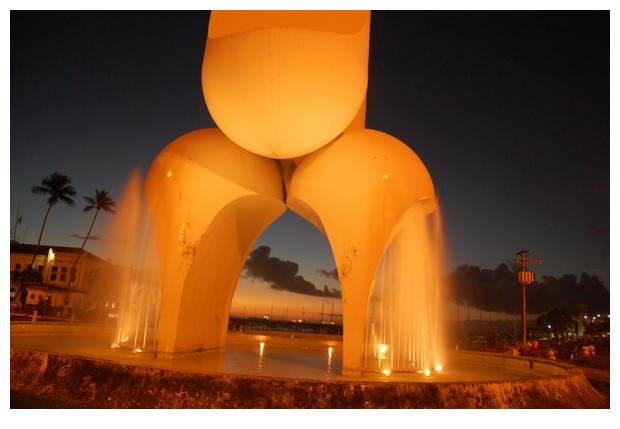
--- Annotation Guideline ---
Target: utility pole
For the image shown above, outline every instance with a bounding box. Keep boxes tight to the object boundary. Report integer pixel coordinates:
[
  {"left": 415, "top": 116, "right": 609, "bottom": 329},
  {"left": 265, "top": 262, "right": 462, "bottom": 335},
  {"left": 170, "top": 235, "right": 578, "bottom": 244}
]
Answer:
[
  {"left": 515, "top": 250, "right": 543, "bottom": 351},
  {"left": 11, "top": 213, "right": 22, "bottom": 242}
]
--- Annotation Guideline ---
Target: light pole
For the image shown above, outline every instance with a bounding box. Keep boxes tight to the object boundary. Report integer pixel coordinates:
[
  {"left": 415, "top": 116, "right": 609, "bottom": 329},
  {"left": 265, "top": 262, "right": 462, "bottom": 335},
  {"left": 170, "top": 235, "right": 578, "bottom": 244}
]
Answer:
[
  {"left": 515, "top": 250, "right": 543, "bottom": 351},
  {"left": 46, "top": 248, "right": 55, "bottom": 283}
]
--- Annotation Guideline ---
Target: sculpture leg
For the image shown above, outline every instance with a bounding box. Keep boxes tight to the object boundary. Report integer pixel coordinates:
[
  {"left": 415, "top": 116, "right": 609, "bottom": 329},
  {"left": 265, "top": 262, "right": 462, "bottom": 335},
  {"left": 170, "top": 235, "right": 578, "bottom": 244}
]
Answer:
[{"left": 144, "top": 128, "right": 286, "bottom": 356}]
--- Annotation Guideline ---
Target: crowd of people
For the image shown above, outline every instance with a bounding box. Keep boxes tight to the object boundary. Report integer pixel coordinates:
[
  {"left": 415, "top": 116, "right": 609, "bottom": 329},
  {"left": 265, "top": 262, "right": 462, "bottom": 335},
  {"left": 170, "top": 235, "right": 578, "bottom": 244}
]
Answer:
[{"left": 502, "top": 338, "right": 600, "bottom": 361}]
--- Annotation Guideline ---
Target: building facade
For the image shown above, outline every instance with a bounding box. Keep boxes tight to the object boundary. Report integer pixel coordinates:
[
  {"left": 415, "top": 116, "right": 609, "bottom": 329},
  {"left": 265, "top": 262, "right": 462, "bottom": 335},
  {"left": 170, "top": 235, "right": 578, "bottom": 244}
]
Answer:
[{"left": 9, "top": 241, "right": 116, "bottom": 320}]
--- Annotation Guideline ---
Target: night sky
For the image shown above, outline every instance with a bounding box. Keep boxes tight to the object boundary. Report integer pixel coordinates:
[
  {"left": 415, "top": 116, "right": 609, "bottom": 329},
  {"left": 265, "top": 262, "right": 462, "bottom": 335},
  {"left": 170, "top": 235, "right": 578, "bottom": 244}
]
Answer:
[{"left": 8, "top": 10, "right": 611, "bottom": 318}]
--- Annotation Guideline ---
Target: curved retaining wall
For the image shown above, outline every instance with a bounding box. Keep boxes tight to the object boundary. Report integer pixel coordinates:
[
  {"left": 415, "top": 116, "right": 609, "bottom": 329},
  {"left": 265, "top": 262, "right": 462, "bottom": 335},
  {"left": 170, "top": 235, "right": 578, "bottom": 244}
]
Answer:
[{"left": 10, "top": 348, "right": 607, "bottom": 409}]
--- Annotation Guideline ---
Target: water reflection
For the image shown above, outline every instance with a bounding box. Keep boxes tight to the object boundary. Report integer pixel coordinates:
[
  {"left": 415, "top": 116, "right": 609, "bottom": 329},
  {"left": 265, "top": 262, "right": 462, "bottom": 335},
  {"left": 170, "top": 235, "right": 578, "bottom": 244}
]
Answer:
[
  {"left": 257, "top": 341, "right": 265, "bottom": 373},
  {"left": 327, "top": 346, "right": 333, "bottom": 374}
]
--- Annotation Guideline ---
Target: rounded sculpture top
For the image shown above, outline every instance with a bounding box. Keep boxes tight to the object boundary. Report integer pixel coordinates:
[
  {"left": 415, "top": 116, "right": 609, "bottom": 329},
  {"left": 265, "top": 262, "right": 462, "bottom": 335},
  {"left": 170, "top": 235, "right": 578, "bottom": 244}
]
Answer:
[
  {"left": 202, "top": 10, "right": 371, "bottom": 159},
  {"left": 287, "top": 128, "right": 437, "bottom": 238},
  {"left": 207, "top": 10, "right": 369, "bottom": 38}
]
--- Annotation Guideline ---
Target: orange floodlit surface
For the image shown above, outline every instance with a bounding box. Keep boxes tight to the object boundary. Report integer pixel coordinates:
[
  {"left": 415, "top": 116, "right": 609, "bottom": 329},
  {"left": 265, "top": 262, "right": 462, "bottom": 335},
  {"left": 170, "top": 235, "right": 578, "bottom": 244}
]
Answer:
[
  {"left": 288, "top": 129, "right": 436, "bottom": 373},
  {"left": 139, "top": 11, "right": 441, "bottom": 376},
  {"left": 202, "top": 10, "right": 371, "bottom": 159},
  {"left": 144, "top": 129, "right": 286, "bottom": 354},
  {"left": 207, "top": 10, "right": 370, "bottom": 38}
]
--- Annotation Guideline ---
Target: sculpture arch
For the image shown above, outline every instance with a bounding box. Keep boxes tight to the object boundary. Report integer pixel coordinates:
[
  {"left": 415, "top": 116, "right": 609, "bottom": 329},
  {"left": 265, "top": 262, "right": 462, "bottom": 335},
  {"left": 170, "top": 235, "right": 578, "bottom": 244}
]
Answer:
[
  {"left": 287, "top": 129, "right": 435, "bottom": 374},
  {"left": 144, "top": 128, "right": 286, "bottom": 356},
  {"left": 143, "top": 11, "right": 440, "bottom": 376}
]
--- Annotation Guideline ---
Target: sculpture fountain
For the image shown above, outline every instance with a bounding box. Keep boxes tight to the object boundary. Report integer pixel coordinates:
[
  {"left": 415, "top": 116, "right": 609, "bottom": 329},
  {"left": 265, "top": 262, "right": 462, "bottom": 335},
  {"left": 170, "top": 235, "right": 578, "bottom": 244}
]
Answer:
[
  {"left": 10, "top": 11, "right": 607, "bottom": 408},
  {"left": 112, "top": 10, "right": 443, "bottom": 377}
]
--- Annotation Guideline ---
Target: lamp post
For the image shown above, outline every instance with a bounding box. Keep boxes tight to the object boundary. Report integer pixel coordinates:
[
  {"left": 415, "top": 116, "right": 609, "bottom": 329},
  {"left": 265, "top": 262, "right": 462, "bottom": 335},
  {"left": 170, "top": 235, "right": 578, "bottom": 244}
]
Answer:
[
  {"left": 46, "top": 248, "right": 55, "bottom": 283},
  {"left": 515, "top": 250, "right": 543, "bottom": 351}
]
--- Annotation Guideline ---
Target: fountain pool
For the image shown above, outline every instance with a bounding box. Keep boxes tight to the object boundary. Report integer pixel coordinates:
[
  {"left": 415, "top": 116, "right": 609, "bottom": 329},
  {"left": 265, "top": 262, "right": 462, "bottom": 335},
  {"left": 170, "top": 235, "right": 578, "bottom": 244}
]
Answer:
[{"left": 10, "top": 323, "right": 607, "bottom": 408}]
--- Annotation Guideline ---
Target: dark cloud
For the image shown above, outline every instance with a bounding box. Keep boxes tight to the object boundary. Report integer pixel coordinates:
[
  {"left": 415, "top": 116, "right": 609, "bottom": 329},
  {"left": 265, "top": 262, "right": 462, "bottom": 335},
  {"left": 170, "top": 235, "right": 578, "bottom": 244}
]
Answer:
[
  {"left": 68, "top": 234, "right": 101, "bottom": 241},
  {"left": 316, "top": 268, "right": 338, "bottom": 280},
  {"left": 446, "top": 264, "right": 610, "bottom": 314},
  {"left": 244, "top": 246, "right": 341, "bottom": 298}
]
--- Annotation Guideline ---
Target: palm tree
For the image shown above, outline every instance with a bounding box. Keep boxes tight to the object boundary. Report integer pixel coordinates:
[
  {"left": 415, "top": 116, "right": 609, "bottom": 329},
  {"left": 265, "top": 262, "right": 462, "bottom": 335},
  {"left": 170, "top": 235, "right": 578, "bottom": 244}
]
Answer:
[
  {"left": 70, "top": 189, "right": 116, "bottom": 282},
  {"left": 30, "top": 172, "right": 77, "bottom": 266}
]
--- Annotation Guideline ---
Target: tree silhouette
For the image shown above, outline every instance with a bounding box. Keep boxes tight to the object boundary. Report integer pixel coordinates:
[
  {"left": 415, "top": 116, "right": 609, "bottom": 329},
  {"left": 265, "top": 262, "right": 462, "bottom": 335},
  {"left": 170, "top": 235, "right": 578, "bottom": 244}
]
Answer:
[
  {"left": 536, "top": 308, "right": 575, "bottom": 336},
  {"left": 30, "top": 172, "right": 77, "bottom": 266},
  {"left": 70, "top": 189, "right": 116, "bottom": 285}
]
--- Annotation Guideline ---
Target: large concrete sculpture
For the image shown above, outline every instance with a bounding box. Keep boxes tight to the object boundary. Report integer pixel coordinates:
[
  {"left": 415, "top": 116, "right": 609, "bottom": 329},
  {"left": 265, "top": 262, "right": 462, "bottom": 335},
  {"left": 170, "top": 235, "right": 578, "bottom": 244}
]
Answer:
[{"left": 144, "top": 11, "right": 438, "bottom": 376}]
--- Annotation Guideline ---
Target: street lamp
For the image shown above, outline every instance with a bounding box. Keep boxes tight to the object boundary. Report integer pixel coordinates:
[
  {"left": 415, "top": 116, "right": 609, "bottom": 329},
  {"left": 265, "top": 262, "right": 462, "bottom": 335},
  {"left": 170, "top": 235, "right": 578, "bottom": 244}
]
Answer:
[
  {"left": 46, "top": 248, "right": 55, "bottom": 283},
  {"left": 515, "top": 250, "right": 543, "bottom": 351}
]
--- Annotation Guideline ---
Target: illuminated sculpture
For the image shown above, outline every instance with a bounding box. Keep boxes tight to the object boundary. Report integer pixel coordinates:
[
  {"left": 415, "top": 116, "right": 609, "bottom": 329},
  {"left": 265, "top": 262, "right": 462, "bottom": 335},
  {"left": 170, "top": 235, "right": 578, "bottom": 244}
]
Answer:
[{"left": 144, "top": 11, "right": 440, "bottom": 376}]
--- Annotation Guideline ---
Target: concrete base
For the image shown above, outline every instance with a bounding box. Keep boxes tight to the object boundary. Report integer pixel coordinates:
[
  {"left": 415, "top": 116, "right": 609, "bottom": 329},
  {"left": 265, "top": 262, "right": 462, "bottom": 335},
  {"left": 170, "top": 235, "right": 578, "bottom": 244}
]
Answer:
[{"left": 10, "top": 348, "right": 607, "bottom": 409}]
